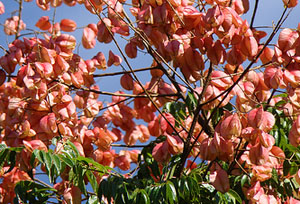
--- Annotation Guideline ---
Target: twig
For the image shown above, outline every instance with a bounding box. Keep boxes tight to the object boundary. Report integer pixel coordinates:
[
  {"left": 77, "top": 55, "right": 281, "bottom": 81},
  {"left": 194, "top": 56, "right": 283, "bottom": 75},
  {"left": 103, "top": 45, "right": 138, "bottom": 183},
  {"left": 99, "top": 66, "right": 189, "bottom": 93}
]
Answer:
[
  {"left": 93, "top": 66, "right": 158, "bottom": 77},
  {"left": 87, "top": 0, "right": 183, "bottom": 141},
  {"left": 111, "top": 144, "right": 149, "bottom": 148},
  {"left": 15, "top": 0, "right": 23, "bottom": 39},
  {"left": 174, "top": 63, "right": 214, "bottom": 177},
  {"left": 250, "top": 0, "right": 259, "bottom": 29}
]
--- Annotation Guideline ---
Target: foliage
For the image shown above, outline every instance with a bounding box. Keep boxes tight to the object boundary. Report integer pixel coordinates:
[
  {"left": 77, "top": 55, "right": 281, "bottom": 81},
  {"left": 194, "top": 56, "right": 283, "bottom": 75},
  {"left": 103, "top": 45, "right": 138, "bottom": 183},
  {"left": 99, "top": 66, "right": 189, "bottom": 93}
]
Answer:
[{"left": 1, "top": 0, "right": 300, "bottom": 203}]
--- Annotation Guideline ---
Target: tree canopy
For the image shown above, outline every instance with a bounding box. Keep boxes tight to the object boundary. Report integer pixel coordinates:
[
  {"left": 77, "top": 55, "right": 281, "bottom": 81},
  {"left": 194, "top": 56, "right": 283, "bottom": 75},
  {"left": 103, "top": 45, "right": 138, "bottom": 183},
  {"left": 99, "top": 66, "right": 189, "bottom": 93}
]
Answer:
[{"left": 1, "top": 0, "right": 300, "bottom": 203}]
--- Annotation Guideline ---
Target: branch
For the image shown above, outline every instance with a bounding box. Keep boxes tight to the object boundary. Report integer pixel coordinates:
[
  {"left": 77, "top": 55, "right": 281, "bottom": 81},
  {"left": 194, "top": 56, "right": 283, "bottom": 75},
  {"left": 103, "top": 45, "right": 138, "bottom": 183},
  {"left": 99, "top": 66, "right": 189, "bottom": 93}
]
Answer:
[
  {"left": 78, "top": 86, "right": 180, "bottom": 98},
  {"left": 93, "top": 66, "right": 158, "bottom": 77},
  {"left": 111, "top": 144, "right": 149, "bottom": 148},
  {"left": 15, "top": 0, "right": 23, "bottom": 39},
  {"left": 201, "top": 6, "right": 291, "bottom": 112},
  {"left": 87, "top": 0, "right": 183, "bottom": 140},
  {"left": 174, "top": 63, "right": 214, "bottom": 177},
  {"left": 250, "top": 0, "right": 259, "bottom": 29}
]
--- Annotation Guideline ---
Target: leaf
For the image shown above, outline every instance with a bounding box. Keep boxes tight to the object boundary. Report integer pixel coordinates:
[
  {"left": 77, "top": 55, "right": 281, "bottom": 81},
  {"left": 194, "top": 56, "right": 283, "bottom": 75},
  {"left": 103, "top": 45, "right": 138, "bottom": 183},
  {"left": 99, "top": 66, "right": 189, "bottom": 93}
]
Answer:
[
  {"left": 0, "top": 143, "right": 6, "bottom": 150},
  {"left": 43, "top": 152, "right": 52, "bottom": 172},
  {"left": 186, "top": 92, "right": 197, "bottom": 115},
  {"left": 51, "top": 154, "right": 62, "bottom": 175},
  {"left": 275, "top": 100, "right": 286, "bottom": 107},
  {"left": 8, "top": 146, "right": 24, "bottom": 152},
  {"left": 0, "top": 148, "right": 9, "bottom": 169},
  {"left": 51, "top": 137, "right": 58, "bottom": 146},
  {"left": 148, "top": 185, "right": 160, "bottom": 202},
  {"left": 66, "top": 140, "right": 79, "bottom": 158},
  {"left": 30, "top": 151, "right": 37, "bottom": 167},
  {"left": 87, "top": 195, "right": 99, "bottom": 204},
  {"left": 98, "top": 179, "right": 112, "bottom": 204},
  {"left": 136, "top": 189, "right": 150, "bottom": 204},
  {"left": 14, "top": 180, "right": 56, "bottom": 204},
  {"left": 76, "top": 156, "right": 114, "bottom": 175},
  {"left": 77, "top": 164, "right": 87, "bottom": 195},
  {"left": 275, "top": 93, "right": 288, "bottom": 98},
  {"left": 240, "top": 174, "right": 248, "bottom": 187},
  {"left": 284, "top": 179, "right": 294, "bottom": 197},
  {"left": 290, "top": 162, "right": 298, "bottom": 175},
  {"left": 166, "top": 164, "right": 177, "bottom": 180},
  {"left": 164, "top": 102, "right": 172, "bottom": 113},
  {"left": 58, "top": 154, "right": 74, "bottom": 167},
  {"left": 283, "top": 160, "right": 291, "bottom": 176},
  {"left": 227, "top": 189, "right": 242, "bottom": 204},
  {"left": 201, "top": 183, "right": 215, "bottom": 193},
  {"left": 49, "top": 166, "right": 56, "bottom": 183},
  {"left": 165, "top": 181, "right": 177, "bottom": 204},
  {"left": 86, "top": 170, "right": 98, "bottom": 193},
  {"left": 271, "top": 168, "right": 279, "bottom": 185},
  {"left": 286, "top": 144, "right": 300, "bottom": 152},
  {"left": 6, "top": 151, "right": 16, "bottom": 174},
  {"left": 34, "top": 149, "right": 45, "bottom": 163}
]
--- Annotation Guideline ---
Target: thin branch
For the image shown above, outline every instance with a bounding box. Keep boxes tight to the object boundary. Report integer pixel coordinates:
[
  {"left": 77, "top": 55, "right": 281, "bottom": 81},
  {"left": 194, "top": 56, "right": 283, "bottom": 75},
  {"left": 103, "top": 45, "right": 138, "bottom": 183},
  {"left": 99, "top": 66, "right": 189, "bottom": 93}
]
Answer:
[
  {"left": 88, "top": 0, "right": 184, "bottom": 141},
  {"left": 15, "top": 0, "right": 23, "bottom": 39},
  {"left": 250, "top": 0, "right": 259, "bottom": 29},
  {"left": 201, "top": 7, "right": 291, "bottom": 110},
  {"left": 174, "top": 63, "right": 214, "bottom": 177},
  {"left": 111, "top": 144, "right": 149, "bottom": 148},
  {"left": 34, "top": 178, "right": 53, "bottom": 189},
  {"left": 78, "top": 86, "right": 180, "bottom": 98},
  {"left": 118, "top": 3, "right": 195, "bottom": 92},
  {"left": 0, "top": 45, "right": 9, "bottom": 54},
  {"left": 93, "top": 66, "right": 158, "bottom": 77},
  {"left": 264, "top": 88, "right": 276, "bottom": 111}
]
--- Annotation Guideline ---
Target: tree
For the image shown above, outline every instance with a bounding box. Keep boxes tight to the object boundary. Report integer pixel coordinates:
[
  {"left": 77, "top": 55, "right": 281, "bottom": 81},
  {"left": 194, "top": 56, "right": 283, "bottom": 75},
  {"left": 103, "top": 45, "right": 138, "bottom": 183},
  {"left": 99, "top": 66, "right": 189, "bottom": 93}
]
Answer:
[{"left": 0, "top": 0, "right": 300, "bottom": 203}]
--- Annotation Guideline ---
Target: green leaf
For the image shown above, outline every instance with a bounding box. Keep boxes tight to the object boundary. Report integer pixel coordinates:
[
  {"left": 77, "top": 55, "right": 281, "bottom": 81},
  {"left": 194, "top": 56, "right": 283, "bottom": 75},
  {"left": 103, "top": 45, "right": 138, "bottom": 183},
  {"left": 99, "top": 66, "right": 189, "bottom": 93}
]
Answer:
[
  {"left": 292, "top": 177, "right": 300, "bottom": 189},
  {"left": 77, "top": 165, "right": 87, "bottom": 195},
  {"left": 202, "top": 183, "right": 215, "bottom": 193},
  {"left": 186, "top": 92, "right": 197, "bottom": 115},
  {"left": 137, "top": 189, "right": 150, "bottom": 204},
  {"left": 76, "top": 156, "right": 114, "bottom": 175},
  {"left": 99, "top": 180, "right": 112, "bottom": 204},
  {"left": 166, "top": 164, "right": 177, "bottom": 180},
  {"left": 149, "top": 186, "right": 161, "bottom": 202},
  {"left": 58, "top": 154, "right": 74, "bottom": 167},
  {"left": 66, "top": 140, "right": 80, "bottom": 157},
  {"left": 86, "top": 170, "right": 98, "bottom": 193},
  {"left": 290, "top": 162, "right": 298, "bottom": 175},
  {"left": 240, "top": 175, "right": 248, "bottom": 187},
  {"left": 34, "top": 149, "right": 45, "bottom": 163},
  {"left": 87, "top": 195, "right": 99, "bottom": 204},
  {"left": 0, "top": 148, "right": 9, "bottom": 169},
  {"left": 51, "top": 154, "right": 62, "bottom": 175},
  {"left": 0, "top": 143, "right": 7, "bottom": 150},
  {"left": 49, "top": 165, "right": 56, "bottom": 183},
  {"left": 51, "top": 137, "right": 58, "bottom": 146},
  {"left": 284, "top": 179, "right": 294, "bottom": 197},
  {"left": 8, "top": 146, "right": 24, "bottom": 152},
  {"left": 6, "top": 151, "right": 17, "bottom": 173},
  {"left": 283, "top": 160, "right": 291, "bottom": 176},
  {"left": 215, "top": 191, "right": 227, "bottom": 204},
  {"left": 14, "top": 180, "right": 56, "bottom": 204},
  {"left": 30, "top": 151, "right": 37, "bottom": 167},
  {"left": 271, "top": 168, "right": 279, "bottom": 185},
  {"left": 286, "top": 144, "right": 300, "bottom": 152},
  {"left": 165, "top": 181, "right": 177, "bottom": 204},
  {"left": 164, "top": 102, "right": 172, "bottom": 113},
  {"left": 275, "top": 93, "right": 288, "bottom": 98},
  {"left": 44, "top": 152, "right": 52, "bottom": 172},
  {"left": 227, "top": 189, "right": 242, "bottom": 204}
]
